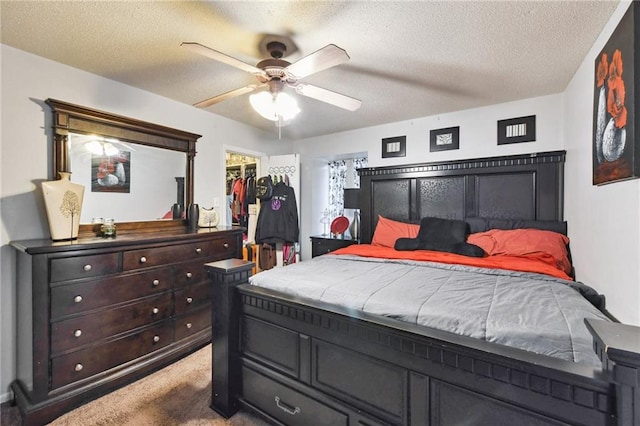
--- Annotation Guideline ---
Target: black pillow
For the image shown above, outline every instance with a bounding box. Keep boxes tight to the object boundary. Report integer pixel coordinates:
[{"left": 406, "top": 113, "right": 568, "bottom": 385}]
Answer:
[
  {"left": 394, "top": 217, "right": 485, "bottom": 257},
  {"left": 415, "top": 217, "right": 468, "bottom": 243}
]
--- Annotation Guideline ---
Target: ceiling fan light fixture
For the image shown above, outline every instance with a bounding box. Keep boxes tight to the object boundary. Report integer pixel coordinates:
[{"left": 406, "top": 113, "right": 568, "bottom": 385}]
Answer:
[{"left": 249, "top": 91, "right": 300, "bottom": 122}]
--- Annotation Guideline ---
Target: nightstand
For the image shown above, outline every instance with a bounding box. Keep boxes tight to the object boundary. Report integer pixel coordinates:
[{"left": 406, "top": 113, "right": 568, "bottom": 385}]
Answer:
[{"left": 310, "top": 235, "right": 359, "bottom": 258}]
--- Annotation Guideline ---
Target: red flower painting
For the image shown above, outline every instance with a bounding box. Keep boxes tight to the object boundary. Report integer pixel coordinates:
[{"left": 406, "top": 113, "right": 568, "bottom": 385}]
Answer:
[{"left": 592, "top": 2, "right": 637, "bottom": 185}]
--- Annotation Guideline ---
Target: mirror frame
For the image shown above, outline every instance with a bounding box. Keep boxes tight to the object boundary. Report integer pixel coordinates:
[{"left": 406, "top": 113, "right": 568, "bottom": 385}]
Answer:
[{"left": 46, "top": 99, "right": 201, "bottom": 235}]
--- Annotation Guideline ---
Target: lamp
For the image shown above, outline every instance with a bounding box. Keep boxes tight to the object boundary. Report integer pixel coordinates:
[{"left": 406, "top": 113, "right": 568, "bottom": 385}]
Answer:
[
  {"left": 343, "top": 188, "right": 361, "bottom": 240},
  {"left": 85, "top": 139, "right": 120, "bottom": 156},
  {"left": 249, "top": 91, "right": 300, "bottom": 123}
]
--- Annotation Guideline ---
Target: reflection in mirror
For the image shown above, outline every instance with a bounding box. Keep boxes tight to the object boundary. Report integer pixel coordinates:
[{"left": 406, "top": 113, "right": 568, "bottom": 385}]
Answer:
[
  {"left": 46, "top": 99, "right": 201, "bottom": 234},
  {"left": 69, "top": 134, "right": 186, "bottom": 223}
]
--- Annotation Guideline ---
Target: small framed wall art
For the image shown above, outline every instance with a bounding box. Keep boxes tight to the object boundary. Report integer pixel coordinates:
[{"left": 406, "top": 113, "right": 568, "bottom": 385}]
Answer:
[
  {"left": 430, "top": 126, "right": 459, "bottom": 152},
  {"left": 381, "top": 136, "right": 406, "bottom": 158},
  {"left": 497, "top": 115, "right": 536, "bottom": 145}
]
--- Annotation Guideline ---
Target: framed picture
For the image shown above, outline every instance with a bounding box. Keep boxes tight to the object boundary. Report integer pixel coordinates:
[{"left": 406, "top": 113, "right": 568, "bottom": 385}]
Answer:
[
  {"left": 430, "top": 126, "right": 459, "bottom": 152},
  {"left": 592, "top": 2, "right": 640, "bottom": 185},
  {"left": 91, "top": 151, "right": 131, "bottom": 193},
  {"left": 497, "top": 115, "right": 536, "bottom": 145},
  {"left": 382, "top": 136, "right": 406, "bottom": 158}
]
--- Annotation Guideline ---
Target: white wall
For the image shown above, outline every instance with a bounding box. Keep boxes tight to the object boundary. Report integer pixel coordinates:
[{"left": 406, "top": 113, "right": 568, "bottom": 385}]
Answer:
[
  {"left": 0, "top": 45, "right": 288, "bottom": 403},
  {"left": 2, "top": 0, "right": 639, "bottom": 405},
  {"left": 562, "top": 0, "right": 639, "bottom": 326},
  {"left": 294, "top": 93, "right": 564, "bottom": 260}
]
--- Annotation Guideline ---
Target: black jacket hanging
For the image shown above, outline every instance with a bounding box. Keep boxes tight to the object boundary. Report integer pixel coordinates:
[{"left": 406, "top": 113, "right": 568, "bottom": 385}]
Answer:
[{"left": 255, "top": 182, "right": 299, "bottom": 244}]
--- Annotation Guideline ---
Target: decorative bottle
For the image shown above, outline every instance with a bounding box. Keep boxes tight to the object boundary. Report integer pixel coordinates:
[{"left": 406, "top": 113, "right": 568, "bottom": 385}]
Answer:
[
  {"left": 172, "top": 203, "right": 183, "bottom": 219},
  {"left": 187, "top": 203, "right": 199, "bottom": 232},
  {"left": 42, "top": 172, "right": 85, "bottom": 241}
]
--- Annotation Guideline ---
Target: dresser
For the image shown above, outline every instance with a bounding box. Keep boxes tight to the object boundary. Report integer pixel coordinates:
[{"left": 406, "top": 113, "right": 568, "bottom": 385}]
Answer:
[
  {"left": 11, "top": 227, "right": 242, "bottom": 425},
  {"left": 310, "top": 235, "right": 359, "bottom": 258}
]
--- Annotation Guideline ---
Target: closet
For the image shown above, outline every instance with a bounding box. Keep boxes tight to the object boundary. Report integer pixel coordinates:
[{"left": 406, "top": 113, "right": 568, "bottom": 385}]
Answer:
[
  {"left": 225, "top": 152, "right": 301, "bottom": 269},
  {"left": 225, "top": 153, "right": 258, "bottom": 229}
]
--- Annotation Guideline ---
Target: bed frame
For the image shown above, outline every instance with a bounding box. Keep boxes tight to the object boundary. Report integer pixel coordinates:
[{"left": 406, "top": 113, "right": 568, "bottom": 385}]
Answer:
[{"left": 207, "top": 151, "right": 640, "bottom": 426}]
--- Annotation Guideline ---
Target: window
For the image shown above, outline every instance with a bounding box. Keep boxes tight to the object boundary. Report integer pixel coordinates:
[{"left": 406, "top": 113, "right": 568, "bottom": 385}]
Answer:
[{"left": 327, "top": 157, "right": 367, "bottom": 220}]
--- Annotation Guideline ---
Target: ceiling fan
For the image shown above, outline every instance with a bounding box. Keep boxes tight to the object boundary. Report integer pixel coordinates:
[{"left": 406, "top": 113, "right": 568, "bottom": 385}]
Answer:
[{"left": 180, "top": 40, "right": 362, "bottom": 118}]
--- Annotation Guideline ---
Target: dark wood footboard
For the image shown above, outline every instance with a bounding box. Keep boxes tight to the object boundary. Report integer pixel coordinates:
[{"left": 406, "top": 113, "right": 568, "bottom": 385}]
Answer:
[{"left": 207, "top": 260, "right": 639, "bottom": 426}]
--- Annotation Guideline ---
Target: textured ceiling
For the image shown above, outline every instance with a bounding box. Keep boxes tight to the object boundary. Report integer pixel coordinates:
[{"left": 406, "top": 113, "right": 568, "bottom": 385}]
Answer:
[{"left": 1, "top": 1, "right": 619, "bottom": 140}]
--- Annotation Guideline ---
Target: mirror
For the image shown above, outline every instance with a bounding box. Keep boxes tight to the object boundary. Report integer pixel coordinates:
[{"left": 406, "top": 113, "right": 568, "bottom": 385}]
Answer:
[{"left": 47, "top": 99, "right": 200, "bottom": 232}]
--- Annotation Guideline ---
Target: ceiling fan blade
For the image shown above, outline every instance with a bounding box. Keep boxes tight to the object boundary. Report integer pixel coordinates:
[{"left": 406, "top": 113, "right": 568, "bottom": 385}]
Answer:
[
  {"left": 295, "top": 83, "right": 362, "bottom": 111},
  {"left": 286, "top": 44, "right": 350, "bottom": 79},
  {"left": 193, "top": 84, "right": 263, "bottom": 108},
  {"left": 181, "top": 42, "right": 267, "bottom": 78}
]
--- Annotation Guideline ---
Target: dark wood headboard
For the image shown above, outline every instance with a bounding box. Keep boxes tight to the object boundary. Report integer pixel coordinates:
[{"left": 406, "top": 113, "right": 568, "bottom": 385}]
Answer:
[{"left": 358, "top": 151, "right": 566, "bottom": 244}]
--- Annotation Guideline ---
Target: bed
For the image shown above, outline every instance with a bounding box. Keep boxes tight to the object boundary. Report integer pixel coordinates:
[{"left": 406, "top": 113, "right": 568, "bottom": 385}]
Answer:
[{"left": 207, "top": 151, "right": 640, "bottom": 426}]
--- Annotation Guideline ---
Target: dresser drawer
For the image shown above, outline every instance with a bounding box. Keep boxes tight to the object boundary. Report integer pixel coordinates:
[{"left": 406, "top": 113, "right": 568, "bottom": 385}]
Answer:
[
  {"left": 242, "top": 366, "right": 347, "bottom": 426},
  {"left": 51, "top": 321, "right": 173, "bottom": 389},
  {"left": 51, "top": 267, "right": 173, "bottom": 319},
  {"left": 174, "top": 281, "right": 212, "bottom": 314},
  {"left": 51, "top": 293, "right": 173, "bottom": 355},
  {"left": 122, "top": 238, "right": 238, "bottom": 271},
  {"left": 50, "top": 252, "right": 120, "bottom": 282},
  {"left": 173, "top": 259, "right": 209, "bottom": 288},
  {"left": 174, "top": 305, "right": 211, "bottom": 341}
]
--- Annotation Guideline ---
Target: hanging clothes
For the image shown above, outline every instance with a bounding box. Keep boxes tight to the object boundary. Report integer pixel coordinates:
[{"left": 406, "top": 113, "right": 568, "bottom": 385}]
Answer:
[
  {"left": 255, "top": 181, "right": 299, "bottom": 244},
  {"left": 231, "top": 178, "right": 245, "bottom": 223},
  {"left": 282, "top": 242, "right": 297, "bottom": 265}
]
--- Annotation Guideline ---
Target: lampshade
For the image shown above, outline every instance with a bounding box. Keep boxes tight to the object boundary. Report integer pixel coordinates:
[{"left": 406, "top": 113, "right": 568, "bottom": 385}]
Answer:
[
  {"left": 249, "top": 91, "right": 300, "bottom": 122},
  {"left": 343, "top": 188, "right": 361, "bottom": 209}
]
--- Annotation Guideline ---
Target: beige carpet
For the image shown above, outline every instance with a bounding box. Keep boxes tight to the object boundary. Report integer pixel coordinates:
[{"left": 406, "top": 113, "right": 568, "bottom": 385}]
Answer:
[{"left": 49, "top": 344, "right": 268, "bottom": 426}]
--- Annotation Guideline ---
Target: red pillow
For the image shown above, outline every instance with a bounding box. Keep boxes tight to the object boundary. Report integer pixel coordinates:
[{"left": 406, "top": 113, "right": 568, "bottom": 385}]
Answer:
[
  {"left": 468, "top": 228, "right": 571, "bottom": 274},
  {"left": 371, "top": 216, "right": 420, "bottom": 248}
]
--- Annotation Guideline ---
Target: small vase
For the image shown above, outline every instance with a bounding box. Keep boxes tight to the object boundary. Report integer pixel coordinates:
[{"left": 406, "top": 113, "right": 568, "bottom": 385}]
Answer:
[
  {"left": 349, "top": 211, "right": 360, "bottom": 240},
  {"left": 42, "top": 172, "right": 85, "bottom": 241},
  {"left": 172, "top": 203, "right": 183, "bottom": 219},
  {"left": 187, "top": 203, "right": 199, "bottom": 232}
]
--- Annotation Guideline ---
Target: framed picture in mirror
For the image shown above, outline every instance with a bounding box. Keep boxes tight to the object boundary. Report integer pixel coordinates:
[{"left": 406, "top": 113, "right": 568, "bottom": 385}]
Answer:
[{"left": 91, "top": 151, "right": 131, "bottom": 193}]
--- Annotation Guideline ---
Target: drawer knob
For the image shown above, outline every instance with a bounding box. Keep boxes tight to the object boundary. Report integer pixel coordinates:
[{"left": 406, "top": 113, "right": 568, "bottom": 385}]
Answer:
[
  {"left": 73, "top": 295, "right": 83, "bottom": 303},
  {"left": 74, "top": 329, "right": 82, "bottom": 337},
  {"left": 186, "top": 322, "right": 192, "bottom": 329},
  {"left": 140, "top": 256, "right": 147, "bottom": 264},
  {"left": 223, "top": 243, "right": 230, "bottom": 248},
  {"left": 195, "top": 248, "right": 202, "bottom": 254},
  {"left": 186, "top": 297, "right": 193, "bottom": 304},
  {"left": 186, "top": 272, "right": 193, "bottom": 279},
  {"left": 152, "top": 279, "right": 160, "bottom": 287},
  {"left": 83, "top": 264, "right": 92, "bottom": 271},
  {"left": 153, "top": 335, "right": 160, "bottom": 343},
  {"left": 74, "top": 363, "right": 83, "bottom": 372},
  {"left": 275, "top": 396, "right": 300, "bottom": 416},
  {"left": 152, "top": 307, "right": 160, "bottom": 314}
]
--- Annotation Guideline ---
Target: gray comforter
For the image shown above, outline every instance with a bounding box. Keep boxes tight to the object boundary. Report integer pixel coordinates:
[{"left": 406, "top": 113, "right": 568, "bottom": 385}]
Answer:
[{"left": 249, "top": 253, "right": 610, "bottom": 368}]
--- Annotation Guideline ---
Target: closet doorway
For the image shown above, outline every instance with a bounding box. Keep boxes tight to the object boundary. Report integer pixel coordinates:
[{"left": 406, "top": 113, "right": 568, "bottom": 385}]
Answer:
[{"left": 224, "top": 148, "right": 262, "bottom": 236}]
